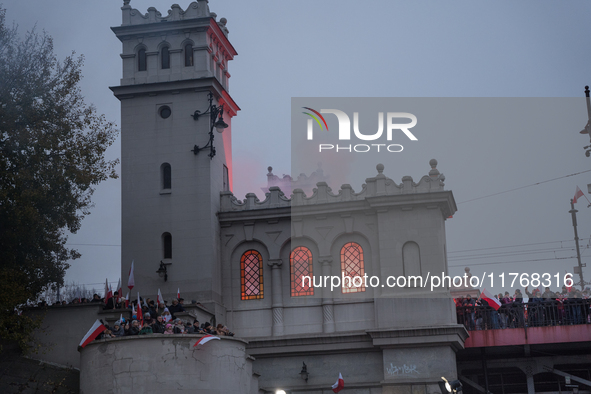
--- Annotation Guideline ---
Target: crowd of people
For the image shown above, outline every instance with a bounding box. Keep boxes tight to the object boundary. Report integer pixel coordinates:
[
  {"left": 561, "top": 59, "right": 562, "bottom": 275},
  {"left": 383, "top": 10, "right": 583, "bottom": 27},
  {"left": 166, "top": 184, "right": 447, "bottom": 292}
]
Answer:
[
  {"left": 69, "top": 293, "right": 236, "bottom": 341},
  {"left": 99, "top": 318, "right": 234, "bottom": 339},
  {"left": 455, "top": 286, "right": 591, "bottom": 330}
]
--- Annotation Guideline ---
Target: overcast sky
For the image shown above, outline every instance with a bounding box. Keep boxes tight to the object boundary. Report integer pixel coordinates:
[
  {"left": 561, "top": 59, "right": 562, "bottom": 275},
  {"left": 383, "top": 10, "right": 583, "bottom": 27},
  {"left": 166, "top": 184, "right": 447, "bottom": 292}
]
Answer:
[{"left": 4, "top": 0, "right": 591, "bottom": 296}]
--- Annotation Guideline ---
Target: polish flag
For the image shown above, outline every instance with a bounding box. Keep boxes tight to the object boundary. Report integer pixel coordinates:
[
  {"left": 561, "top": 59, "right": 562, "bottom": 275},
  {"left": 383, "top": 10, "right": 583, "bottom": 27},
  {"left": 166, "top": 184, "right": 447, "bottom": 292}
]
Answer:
[
  {"left": 332, "top": 372, "right": 344, "bottom": 393},
  {"left": 481, "top": 288, "right": 502, "bottom": 311},
  {"left": 125, "top": 292, "right": 129, "bottom": 308},
  {"left": 116, "top": 278, "right": 122, "bottom": 301},
  {"left": 193, "top": 335, "right": 220, "bottom": 347},
  {"left": 574, "top": 186, "right": 584, "bottom": 204},
  {"left": 127, "top": 260, "right": 135, "bottom": 290},
  {"left": 157, "top": 289, "right": 165, "bottom": 306},
  {"left": 104, "top": 279, "right": 112, "bottom": 305},
  {"left": 79, "top": 320, "right": 106, "bottom": 348},
  {"left": 177, "top": 288, "right": 181, "bottom": 300},
  {"left": 137, "top": 293, "right": 143, "bottom": 325},
  {"left": 120, "top": 313, "right": 124, "bottom": 324}
]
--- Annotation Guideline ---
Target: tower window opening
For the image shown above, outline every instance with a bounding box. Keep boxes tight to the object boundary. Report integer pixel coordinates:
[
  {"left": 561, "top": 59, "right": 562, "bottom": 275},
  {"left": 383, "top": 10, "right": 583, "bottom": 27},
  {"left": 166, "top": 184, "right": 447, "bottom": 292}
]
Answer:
[
  {"left": 163, "top": 233, "right": 172, "bottom": 259},
  {"left": 138, "top": 48, "right": 147, "bottom": 71},
  {"left": 184, "top": 44, "right": 193, "bottom": 67},
  {"left": 161, "top": 46, "right": 170, "bottom": 69},
  {"left": 161, "top": 163, "right": 171, "bottom": 190},
  {"left": 223, "top": 165, "right": 229, "bottom": 192},
  {"left": 159, "top": 106, "right": 171, "bottom": 119}
]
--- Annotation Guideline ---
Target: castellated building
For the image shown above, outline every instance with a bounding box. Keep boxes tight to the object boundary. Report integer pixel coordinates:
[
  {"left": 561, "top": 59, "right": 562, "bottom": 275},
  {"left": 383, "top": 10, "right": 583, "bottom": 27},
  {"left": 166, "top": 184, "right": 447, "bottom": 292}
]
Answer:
[{"left": 28, "top": 2, "right": 469, "bottom": 393}]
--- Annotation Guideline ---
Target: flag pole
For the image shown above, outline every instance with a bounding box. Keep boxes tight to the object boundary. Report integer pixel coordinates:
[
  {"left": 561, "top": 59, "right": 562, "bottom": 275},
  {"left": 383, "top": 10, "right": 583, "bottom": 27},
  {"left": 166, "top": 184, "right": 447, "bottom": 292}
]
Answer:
[{"left": 569, "top": 199, "right": 585, "bottom": 290}]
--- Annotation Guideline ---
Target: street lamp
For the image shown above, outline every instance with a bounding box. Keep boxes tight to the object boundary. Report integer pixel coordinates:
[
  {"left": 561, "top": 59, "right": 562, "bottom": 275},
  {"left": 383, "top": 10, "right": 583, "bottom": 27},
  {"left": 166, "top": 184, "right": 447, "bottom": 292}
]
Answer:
[
  {"left": 156, "top": 261, "right": 168, "bottom": 282},
  {"left": 579, "top": 86, "right": 591, "bottom": 157},
  {"left": 191, "top": 91, "right": 228, "bottom": 159},
  {"left": 439, "top": 377, "right": 462, "bottom": 394}
]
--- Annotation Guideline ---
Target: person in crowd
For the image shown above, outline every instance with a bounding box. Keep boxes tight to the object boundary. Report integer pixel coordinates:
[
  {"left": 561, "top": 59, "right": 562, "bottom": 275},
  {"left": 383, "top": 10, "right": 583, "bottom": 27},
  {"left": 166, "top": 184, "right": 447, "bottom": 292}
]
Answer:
[
  {"left": 215, "top": 324, "right": 235, "bottom": 336},
  {"left": 144, "top": 312, "right": 154, "bottom": 326},
  {"left": 222, "top": 326, "right": 235, "bottom": 337},
  {"left": 511, "top": 289, "right": 524, "bottom": 328},
  {"left": 147, "top": 300, "right": 158, "bottom": 317},
  {"left": 202, "top": 322, "right": 215, "bottom": 335},
  {"left": 113, "top": 291, "right": 122, "bottom": 309},
  {"left": 138, "top": 321, "right": 153, "bottom": 335},
  {"left": 127, "top": 320, "right": 141, "bottom": 336},
  {"left": 164, "top": 324, "right": 174, "bottom": 335},
  {"left": 161, "top": 308, "right": 172, "bottom": 322},
  {"left": 90, "top": 294, "right": 102, "bottom": 303},
  {"left": 103, "top": 329, "right": 116, "bottom": 338},
  {"left": 112, "top": 321, "right": 125, "bottom": 337},
  {"left": 172, "top": 319, "right": 185, "bottom": 334},
  {"left": 525, "top": 287, "right": 543, "bottom": 327},
  {"left": 187, "top": 320, "right": 203, "bottom": 334},
  {"left": 461, "top": 294, "right": 475, "bottom": 330},
  {"left": 168, "top": 299, "right": 185, "bottom": 319},
  {"left": 104, "top": 294, "right": 115, "bottom": 310},
  {"left": 151, "top": 315, "right": 165, "bottom": 334}
]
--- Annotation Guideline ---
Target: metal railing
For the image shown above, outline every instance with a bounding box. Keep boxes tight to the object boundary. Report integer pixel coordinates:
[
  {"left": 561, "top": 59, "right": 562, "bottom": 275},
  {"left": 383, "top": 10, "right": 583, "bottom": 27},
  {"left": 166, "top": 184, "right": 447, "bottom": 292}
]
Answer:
[{"left": 456, "top": 299, "right": 591, "bottom": 331}]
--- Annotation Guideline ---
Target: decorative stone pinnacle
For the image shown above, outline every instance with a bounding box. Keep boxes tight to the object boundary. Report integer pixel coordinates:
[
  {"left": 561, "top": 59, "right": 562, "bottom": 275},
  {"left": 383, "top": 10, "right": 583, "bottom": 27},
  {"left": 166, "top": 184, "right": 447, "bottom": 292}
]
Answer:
[
  {"left": 376, "top": 163, "right": 384, "bottom": 174},
  {"left": 123, "top": 0, "right": 130, "bottom": 5},
  {"left": 428, "top": 159, "right": 440, "bottom": 178}
]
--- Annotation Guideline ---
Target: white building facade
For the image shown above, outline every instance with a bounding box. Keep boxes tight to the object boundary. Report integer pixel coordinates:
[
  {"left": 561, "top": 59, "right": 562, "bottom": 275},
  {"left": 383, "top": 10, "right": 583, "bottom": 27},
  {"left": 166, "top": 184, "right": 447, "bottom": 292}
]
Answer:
[{"left": 111, "top": 2, "right": 466, "bottom": 393}]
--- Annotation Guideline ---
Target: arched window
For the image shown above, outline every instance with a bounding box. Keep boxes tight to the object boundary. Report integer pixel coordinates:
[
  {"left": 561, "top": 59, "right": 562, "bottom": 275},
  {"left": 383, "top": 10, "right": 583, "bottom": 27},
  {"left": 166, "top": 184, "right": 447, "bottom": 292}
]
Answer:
[
  {"left": 138, "top": 48, "right": 147, "bottom": 71},
  {"left": 163, "top": 233, "right": 172, "bottom": 259},
  {"left": 241, "top": 250, "right": 263, "bottom": 300},
  {"left": 161, "top": 46, "right": 170, "bottom": 69},
  {"left": 290, "top": 247, "right": 313, "bottom": 296},
  {"left": 340, "top": 242, "right": 366, "bottom": 293},
  {"left": 184, "top": 44, "right": 193, "bottom": 67},
  {"left": 161, "top": 163, "right": 171, "bottom": 190}
]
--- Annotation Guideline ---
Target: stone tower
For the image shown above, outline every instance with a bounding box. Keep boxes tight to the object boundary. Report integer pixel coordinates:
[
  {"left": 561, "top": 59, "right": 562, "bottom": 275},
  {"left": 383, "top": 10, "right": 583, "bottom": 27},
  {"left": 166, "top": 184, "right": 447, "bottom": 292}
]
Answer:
[{"left": 110, "top": 0, "right": 239, "bottom": 315}]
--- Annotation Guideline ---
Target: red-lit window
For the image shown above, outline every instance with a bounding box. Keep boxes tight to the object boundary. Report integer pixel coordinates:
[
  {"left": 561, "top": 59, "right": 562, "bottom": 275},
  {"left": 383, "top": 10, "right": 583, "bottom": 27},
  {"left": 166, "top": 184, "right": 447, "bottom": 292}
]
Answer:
[
  {"left": 290, "top": 247, "right": 314, "bottom": 297},
  {"left": 340, "top": 242, "right": 366, "bottom": 293},
  {"left": 241, "top": 250, "right": 263, "bottom": 300}
]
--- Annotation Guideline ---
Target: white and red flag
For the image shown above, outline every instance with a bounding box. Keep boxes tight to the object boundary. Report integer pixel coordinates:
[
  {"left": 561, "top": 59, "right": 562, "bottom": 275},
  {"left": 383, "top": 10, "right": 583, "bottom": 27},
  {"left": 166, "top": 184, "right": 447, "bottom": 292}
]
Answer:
[
  {"left": 104, "top": 279, "right": 112, "bottom": 305},
  {"left": 177, "top": 288, "right": 181, "bottom": 300},
  {"left": 574, "top": 186, "right": 585, "bottom": 204},
  {"left": 157, "top": 289, "right": 164, "bottom": 306},
  {"left": 125, "top": 292, "right": 129, "bottom": 308},
  {"left": 79, "top": 320, "right": 106, "bottom": 348},
  {"left": 116, "top": 278, "right": 122, "bottom": 299},
  {"left": 332, "top": 372, "right": 344, "bottom": 393},
  {"left": 193, "top": 335, "right": 220, "bottom": 347},
  {"left": 481, "top": 288, "right": 502, "bottom": 311},
  {"left": 127, "top": 260, "right": 135, "bottom": 290},
  {"left": 137, "top": 292, "right": 143, "bottom": 325}
]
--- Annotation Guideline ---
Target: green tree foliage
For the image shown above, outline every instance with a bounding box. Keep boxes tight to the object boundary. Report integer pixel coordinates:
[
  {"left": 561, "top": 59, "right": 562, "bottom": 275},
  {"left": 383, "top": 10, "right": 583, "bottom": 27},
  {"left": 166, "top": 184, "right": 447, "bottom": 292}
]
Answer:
[{"left": 0, "top": 7, "right": 119, "bottom": 351}]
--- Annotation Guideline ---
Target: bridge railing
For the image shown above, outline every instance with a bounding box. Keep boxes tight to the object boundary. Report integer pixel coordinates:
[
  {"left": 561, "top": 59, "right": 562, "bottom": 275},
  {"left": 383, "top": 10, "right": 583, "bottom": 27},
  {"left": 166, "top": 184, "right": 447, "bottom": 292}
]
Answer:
[{"left": 456, "top": 299, "right": 591, "bottom": 331}]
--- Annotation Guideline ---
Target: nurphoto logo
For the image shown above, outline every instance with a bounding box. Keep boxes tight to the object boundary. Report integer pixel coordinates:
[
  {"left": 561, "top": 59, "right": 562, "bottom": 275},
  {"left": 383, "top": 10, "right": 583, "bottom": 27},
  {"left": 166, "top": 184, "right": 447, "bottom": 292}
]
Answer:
[{"left": 302, "top": 107, "right": 418, "bottom": 153}]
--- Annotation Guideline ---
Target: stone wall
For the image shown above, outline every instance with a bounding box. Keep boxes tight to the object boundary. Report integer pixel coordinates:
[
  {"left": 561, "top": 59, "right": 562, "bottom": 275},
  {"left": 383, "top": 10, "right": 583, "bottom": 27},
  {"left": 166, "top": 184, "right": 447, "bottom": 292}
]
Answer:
[{"left": 79, "top": 335, "right": 258, "bottom": 394}]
